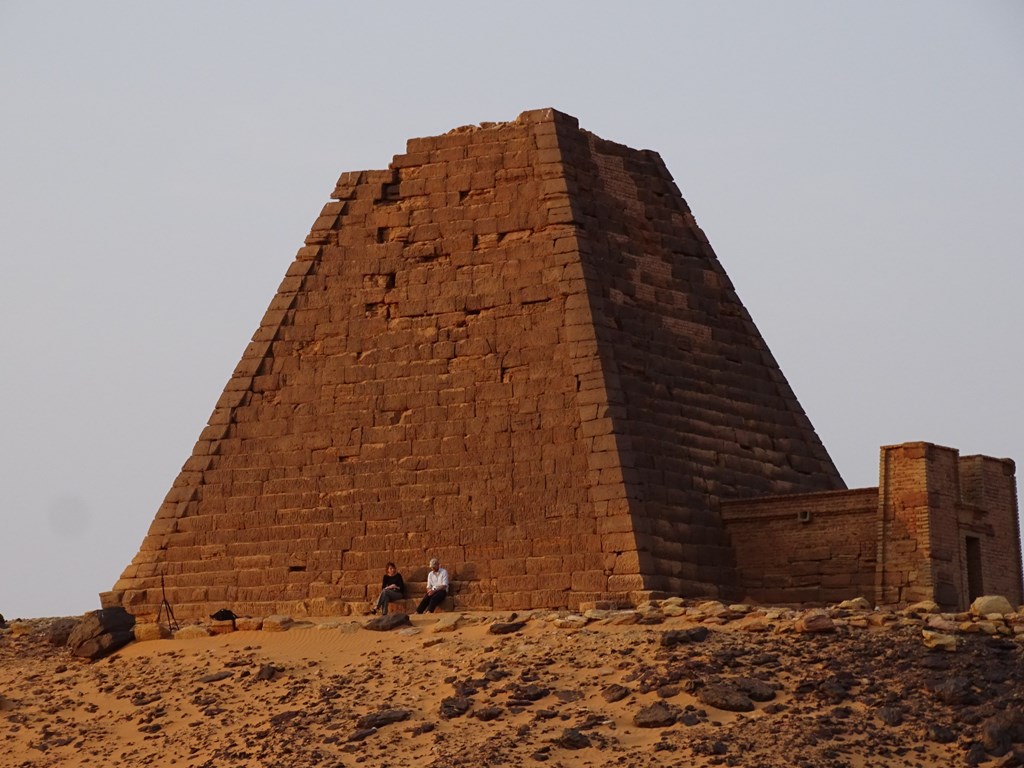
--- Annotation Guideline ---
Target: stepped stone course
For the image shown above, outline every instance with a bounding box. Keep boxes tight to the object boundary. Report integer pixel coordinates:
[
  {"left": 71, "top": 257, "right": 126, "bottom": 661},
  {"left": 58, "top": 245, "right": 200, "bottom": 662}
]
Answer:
[{"left": 105, "top": 108, "right": 858, "bottom": 620}]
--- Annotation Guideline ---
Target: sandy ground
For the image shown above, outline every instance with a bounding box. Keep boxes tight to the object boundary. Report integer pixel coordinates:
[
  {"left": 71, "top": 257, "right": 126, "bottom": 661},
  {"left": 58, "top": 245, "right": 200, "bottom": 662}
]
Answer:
[{"left": 1, "top": 607, "right": 1021, "bottom": 767}]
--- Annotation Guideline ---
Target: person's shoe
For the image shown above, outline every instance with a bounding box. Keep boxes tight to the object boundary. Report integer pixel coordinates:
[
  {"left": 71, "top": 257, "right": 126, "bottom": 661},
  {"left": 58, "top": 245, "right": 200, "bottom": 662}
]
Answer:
[{"left": 371, "top": 608, "right": 378, "bottom": 615}]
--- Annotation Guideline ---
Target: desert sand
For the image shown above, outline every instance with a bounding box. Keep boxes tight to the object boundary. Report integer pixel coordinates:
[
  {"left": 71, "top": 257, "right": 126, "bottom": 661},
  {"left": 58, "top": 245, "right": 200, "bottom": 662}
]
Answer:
[{"left": 2, "top": 601, "right": 1022, "bottom": 767}]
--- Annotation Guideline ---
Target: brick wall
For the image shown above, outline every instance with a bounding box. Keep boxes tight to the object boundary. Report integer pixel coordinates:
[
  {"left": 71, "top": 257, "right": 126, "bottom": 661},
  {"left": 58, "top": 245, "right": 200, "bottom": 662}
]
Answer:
[{"left": 721, "top": 488, "right": 878, "bottom": 604}]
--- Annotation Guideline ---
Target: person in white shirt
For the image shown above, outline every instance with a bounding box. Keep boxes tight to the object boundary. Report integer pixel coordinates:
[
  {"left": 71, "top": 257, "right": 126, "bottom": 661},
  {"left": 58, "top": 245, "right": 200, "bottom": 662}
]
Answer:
[{"left": 415, "top": 557, "right": 449, "bottom": 614}]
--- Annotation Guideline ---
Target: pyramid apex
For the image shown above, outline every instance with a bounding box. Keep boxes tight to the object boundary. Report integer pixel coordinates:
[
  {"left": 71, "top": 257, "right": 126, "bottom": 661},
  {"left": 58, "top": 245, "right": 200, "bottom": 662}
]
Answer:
[{"left": 515, "top": 107, "right": 580, "bottom": 129}]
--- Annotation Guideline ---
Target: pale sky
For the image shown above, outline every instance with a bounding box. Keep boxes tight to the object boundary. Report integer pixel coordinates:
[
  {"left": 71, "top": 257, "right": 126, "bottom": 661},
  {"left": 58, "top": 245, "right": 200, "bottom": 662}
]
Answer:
[{"left": 2, "top": 2, "right": 1021, "bottom": 619}]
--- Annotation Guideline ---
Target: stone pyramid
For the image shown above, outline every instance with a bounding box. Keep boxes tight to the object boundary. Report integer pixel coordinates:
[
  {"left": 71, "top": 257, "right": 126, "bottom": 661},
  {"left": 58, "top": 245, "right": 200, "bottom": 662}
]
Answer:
[{"left": 104, "top": 108, "right": 844, "bottom": 619}]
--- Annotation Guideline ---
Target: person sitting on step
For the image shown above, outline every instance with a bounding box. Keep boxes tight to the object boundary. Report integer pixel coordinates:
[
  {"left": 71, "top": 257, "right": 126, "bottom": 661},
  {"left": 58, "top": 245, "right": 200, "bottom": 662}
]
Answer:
[
  {"left": 372, "top": 562, "right": 406, "bottom": 615},
  {"left": 415, "top": 558, "right": 449, "bottom": 614}
]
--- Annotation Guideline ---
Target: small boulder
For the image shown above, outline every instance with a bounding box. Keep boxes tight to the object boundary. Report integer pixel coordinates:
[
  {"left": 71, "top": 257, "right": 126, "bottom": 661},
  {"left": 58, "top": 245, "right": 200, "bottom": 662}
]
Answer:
[
  {"left": 357, "top": 708, "right": 410, "bottom": 729},
  {"left": 794, "top": 610, "right": 834, "bottom": 633},
  {"left": 601, "top": 684, "right": 630, "bottom": 703},
  {"left": 439, "top": 695, "right": 471, "bottom": 719},
  {"left": 46, "top": 618, "right": 78, "bottom": 646},
  {"left": 236, "top": 617, "right": 263, "bottom": 631},
  {"left": 922, "top": 629, "right": 957, "bottom": 651},
  {"left": 553, "top": 615, "right": 588, "bottom": 630},
  {"left": 67, "top": 608, "right": 135, "bottom": 660},
  {"left": 633, "top": 702, "right": 678, "bottom": 728},
  {"left": 661, "top": 626, "right": 709, "bottom": 647},
  {"left": 174, "top": 625, "right": 211, "bottom": 640},
  {"left": 979, "top": 709, "right": 1024, "bottom": 757},
  {"left": 262, "top": 615, "right": 294, "bottom": 632},
  {"left": 555, "top": 728, "right": 591, "bottom": 749},
  {"left": 838, "top": 597, "right": 871, "bottom": 610},
  {"left": 133, "top": 623, "right": 172, "bottom": 642},
  {"left": 488, "top": 621, "right": 526, "bottom": 635},
  {"left": 432, "top": 614, "right": 465, "bottom": 633},
  {"left": 698, "top": 684, "right": 755, "bottom": 713},
  {"left": 971, "top": 596, "right": 1014, "bottom": 617},
  {"left": 364, "top": 613, "right": 412, "bottom": 632}
]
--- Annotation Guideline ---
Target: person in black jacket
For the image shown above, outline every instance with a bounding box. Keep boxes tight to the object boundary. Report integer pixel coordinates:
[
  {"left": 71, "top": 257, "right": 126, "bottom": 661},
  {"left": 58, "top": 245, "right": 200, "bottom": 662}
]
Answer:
[{"left": 372, "top": 562, "right": 406, "bottom": 615}]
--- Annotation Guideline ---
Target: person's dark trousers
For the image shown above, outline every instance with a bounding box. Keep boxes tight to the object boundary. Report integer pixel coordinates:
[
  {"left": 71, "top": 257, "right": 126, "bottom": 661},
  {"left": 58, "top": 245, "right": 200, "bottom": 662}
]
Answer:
[
  {"left": 376, "top": 589, "right": 402, "bottom": 615},
  {"left": 416, "top": 589, "right": 448, "bottom": 614}
]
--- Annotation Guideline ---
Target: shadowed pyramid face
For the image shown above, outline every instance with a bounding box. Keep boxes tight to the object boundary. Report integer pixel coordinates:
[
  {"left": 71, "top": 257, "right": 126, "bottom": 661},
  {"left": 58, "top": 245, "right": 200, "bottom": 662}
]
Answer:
[{"left": 105, "top": 109, "right": 843, "bottom": 620}]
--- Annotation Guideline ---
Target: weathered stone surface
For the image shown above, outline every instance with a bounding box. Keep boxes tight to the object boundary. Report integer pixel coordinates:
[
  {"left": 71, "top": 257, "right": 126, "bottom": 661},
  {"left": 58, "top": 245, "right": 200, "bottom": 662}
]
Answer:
[
  {"left": 133, "top": 623, "right": 172, "bottom": 642},
  {"left": 633, "top": 702, "right": 678, "bottom": 728},
  {"left": 922, "top": 629, "right": 957, "bottom": 651},
  {"left": 364, "top": 613, "right": 411, "bottom": 632},
  {"left": 357, "top": 708, "right": 410, "bottom": 729},
  {"left": 67, "top": 608, "right": 135, "bottom": 660},
  {"left": 662, "top": 627, "right": 709, "bottom": 647},
  {"left": 439, "top": 696, "right": 471, "bottom": 719},
  {"left": 698, "top": 684, "right": 755, "bottom": 712},
  {"left": 972, "top": 596, "right": 1014, "bottom": 617},
  {"left": 838, "top": 597, "right": 871, "bottom": 610},
  {"left": 794, "top": 610, "right": 834, "bottom": 633},
  {"left": 173, "top": 625, "right": 210, "bottom": 640},
  {"left": 488, "top": 621, "right": 526, "bottom": 635},
  {"left": 46, "top": 618, "right": 77, "bottom": 646},
  {"left": 431, "top": 614, "right": 465, "bottom": 633},
  {"left": 262, "top": 615, "right": 293, "bottom": 632}
]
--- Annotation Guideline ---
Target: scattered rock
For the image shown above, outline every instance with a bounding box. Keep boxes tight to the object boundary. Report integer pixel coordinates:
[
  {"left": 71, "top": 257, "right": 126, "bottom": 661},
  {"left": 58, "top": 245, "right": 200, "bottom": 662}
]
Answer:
[
  {"left": 235, "top": 617, "right": 263, "bottom": 631},
  {"left": 472, "top": 706, "right": 503, "bottom": 722},
  {"left": 198, "top": 671, "right": 233, "bottom": 683},
  {"left": 601, "top": 684, "right": 630, "bottom": 703},
  {"left": 698, "top": 684, "right": 755, "bottom": 712},
  {"left": 877, "top": 706, "right": 904, "bottom": 726},
  {"left": 256, "top": 663, "right": 281, "bottom": 681},
  {"left": 555, "top": 728, "right": 591, "bottom": 749},
  {"left": 174, "top": 625, "right": 211, "bottom": 640},
  {"left": 733, "top": 677, "right": 776, "bottom": 702},
  {"left": 262, "top": 615, "right": 294, "bottom": 632},
  {"left": 488, "top": 621, "right": 526, "bottom": 635},
  {"left": 922, "top": 629, "right": 957, "bottom": 651},
  {"left": 67, "top": 608, "right": 136, "bottom": 660},
  {"left": 364, "top": 613, "right": 411, "bottom": 632},
  {"left": 838, "top": 597, "right": 872, "bottom": 610},
  {"left": 134, "top": 623, "right": 172, "bottom": 642},
  {"left": 794, "top": 610, "right": 834, "bottom": 633},
  {"left": 633, "top": 702, "right": 678, "bottom": 728},
  {"left": 972, "top": 596, "right": 1014, "bottom": 617},
  {"left": 440, "top": 695, "right": 471, "bottom": 719},
  {"left": 432, "top": 614, "right": 465, "bottom": 633},
  {"left": 553, "top": 615, "right": 588, "bottom": 630},
  {"left": 661, "top": 626, "right": 709, "bottom": 647},
  {"left": 357, "top": 708, "right": 410, "bottom": 729},
  {"left": 46, "top": 618, "right": 78, "bottom": 646},
  {"left": 980, "top": 709, "right": 1024, "bottom": 757}
]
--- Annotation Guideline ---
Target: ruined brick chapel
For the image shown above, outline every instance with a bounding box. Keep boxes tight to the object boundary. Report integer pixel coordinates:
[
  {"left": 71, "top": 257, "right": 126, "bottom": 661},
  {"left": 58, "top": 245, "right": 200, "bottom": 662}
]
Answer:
[{"left": 104, "top": 108, "right": 1023, "bottom": 620}]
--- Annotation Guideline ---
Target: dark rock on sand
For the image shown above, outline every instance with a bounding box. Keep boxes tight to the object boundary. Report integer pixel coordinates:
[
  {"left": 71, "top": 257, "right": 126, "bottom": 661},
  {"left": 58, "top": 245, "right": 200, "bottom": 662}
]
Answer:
[
  {"left": 67, "top": 608, "right": 135, "bottom": 660},
  {"left": 698, "top": 684, "right": 755, "bottom": 712},
  {"left": 661, "top": 627, "right": 709, "bottom": 647},
  {"left": 980, "top": 709, "right": 1024, "bottom": 757},
  {"left": 440, "top": 695, "right": 471, "bottom": 719},
  {"left": 602, "top": 684, "right": 630, "bottom": 703},
  {"left": 488, "top": 621, "right": 526, "bottom": 635},
  {"left": 357, "top": 708, "right": 410, "bottom": 729},
  {"left": 634, "top": 702, "right": 678, "bottom": 728},
  {"left": 364, "top": 613, "right": 412, "bottom": 632},
  {"left": 555, "top": 728, "right": 591, "bottom": 749}
]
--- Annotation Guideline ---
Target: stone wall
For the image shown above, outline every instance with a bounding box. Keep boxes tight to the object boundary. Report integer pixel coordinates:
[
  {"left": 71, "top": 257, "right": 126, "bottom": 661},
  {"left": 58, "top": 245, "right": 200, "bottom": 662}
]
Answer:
[
  {"left": 726, "top": 442, "right": 1022, "bottom": 609},
  {"left": 721, "top": 488, "right": 879, "bottom": 604}
]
